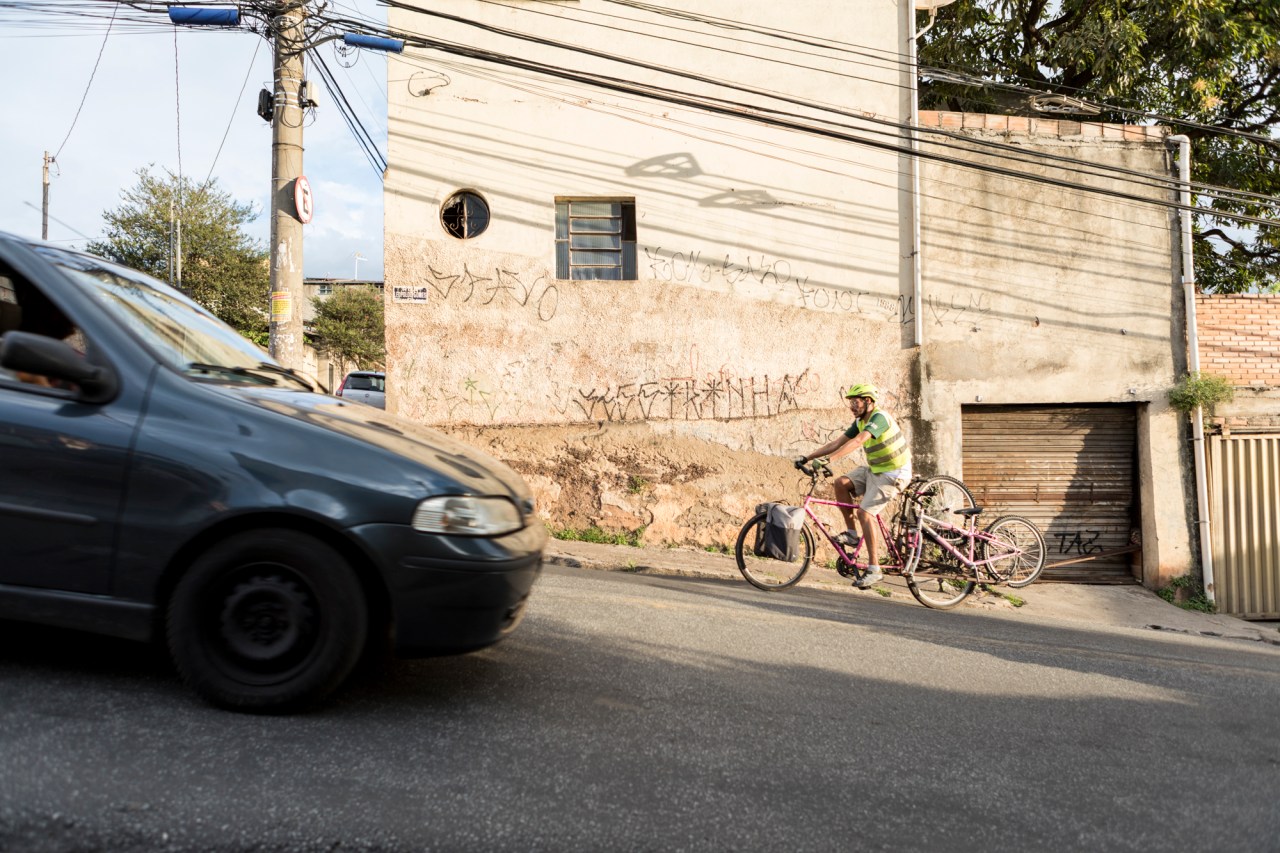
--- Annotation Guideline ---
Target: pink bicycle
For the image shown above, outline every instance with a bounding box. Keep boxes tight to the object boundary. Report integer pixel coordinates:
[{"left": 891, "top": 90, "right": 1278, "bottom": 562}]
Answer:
[{"left": 734, "top": 461, "right": 1046, "bottom": 609}]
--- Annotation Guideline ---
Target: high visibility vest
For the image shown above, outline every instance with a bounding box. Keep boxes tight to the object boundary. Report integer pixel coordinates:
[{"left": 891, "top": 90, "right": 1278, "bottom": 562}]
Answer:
[{"left": 854, "top": 410, "right": 910, "bottom": 474}]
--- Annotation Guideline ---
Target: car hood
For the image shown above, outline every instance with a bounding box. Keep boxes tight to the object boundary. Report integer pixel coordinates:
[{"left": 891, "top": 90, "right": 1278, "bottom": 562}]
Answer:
[{"left": 214, "top": 384, "right": 532, "bottom": 502}]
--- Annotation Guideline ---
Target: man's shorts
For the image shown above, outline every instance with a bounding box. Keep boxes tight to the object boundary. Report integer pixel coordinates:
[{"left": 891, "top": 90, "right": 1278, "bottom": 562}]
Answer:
[{"left": 846, "top": 464, "right": 912, "bottom": 516}]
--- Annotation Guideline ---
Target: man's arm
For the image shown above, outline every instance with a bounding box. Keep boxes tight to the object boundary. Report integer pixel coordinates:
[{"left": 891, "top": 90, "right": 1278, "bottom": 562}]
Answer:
[{"left": 796, "top": 432, "right": 855, "bottom": 465}]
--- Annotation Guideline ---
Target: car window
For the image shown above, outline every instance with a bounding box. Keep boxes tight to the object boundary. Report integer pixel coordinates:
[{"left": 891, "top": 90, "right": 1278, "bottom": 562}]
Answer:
[
  {"left": 370, "top": 375, "right": 385, "bottom": 393},
  {"left": 32, "top": 246, "right": 272, "bottom": 376},
  {"left": 0, "top": 269, "right": 89, "bottom": 393},
  {"left": 347, "top": 375, "right": 373, "bottom": 391}
]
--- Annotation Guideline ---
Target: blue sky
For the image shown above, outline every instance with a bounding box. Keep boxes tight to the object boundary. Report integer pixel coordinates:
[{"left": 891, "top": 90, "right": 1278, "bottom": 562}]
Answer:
[{"left": 0, "top": 0, "right": 387, "bottom": 280}]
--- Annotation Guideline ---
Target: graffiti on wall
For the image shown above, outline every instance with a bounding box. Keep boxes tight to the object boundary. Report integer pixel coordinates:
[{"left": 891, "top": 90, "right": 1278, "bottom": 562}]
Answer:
[
  {"left": 796, "top": 282, "right": 913, "bottom": 324},
  {"left": 927, "top": 292, "right": 992, "bottom": 327},
  {"left": 645, "top": 246, "right": 807, "bottom": 291},
  {"left": 393, "top": 265, "right": 559, "bottom": 321},
  {"left": 564, "top": 371, "right": 818, "bottom": 423}
]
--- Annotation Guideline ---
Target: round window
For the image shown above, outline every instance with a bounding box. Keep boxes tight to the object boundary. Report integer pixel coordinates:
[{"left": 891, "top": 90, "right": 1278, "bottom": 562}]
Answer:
[{"left": 441, "top": 191, "right": 490, "bottom": 239}]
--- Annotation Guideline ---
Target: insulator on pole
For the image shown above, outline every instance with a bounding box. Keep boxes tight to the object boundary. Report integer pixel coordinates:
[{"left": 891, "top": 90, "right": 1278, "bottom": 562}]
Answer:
[
  {"left": 343, "top": 33, "right": 405, "bottom": 53},
  {"left": 168, "top": 7, "right": 240, "bottom": 26}
]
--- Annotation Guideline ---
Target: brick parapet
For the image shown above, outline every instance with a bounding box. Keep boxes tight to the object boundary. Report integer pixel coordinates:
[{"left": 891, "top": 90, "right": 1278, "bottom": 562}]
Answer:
[
  {"left": 918, "top": 110, "right": 1168, "bottom": 142},
  {"left": 1195, "top": 294, "right": 1280, "bottom": 389}
]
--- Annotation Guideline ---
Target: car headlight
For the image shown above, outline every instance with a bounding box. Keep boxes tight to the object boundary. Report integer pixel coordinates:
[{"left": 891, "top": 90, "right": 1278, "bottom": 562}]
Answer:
[{"left": 412, "top": 496, "right": 523, "bottom": 536}]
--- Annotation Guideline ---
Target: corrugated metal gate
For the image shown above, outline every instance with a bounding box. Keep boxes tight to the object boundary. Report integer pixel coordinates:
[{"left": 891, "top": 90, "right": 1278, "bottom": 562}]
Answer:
[
  {"left": 961, "top": 406, "right": 1140, "bottom": 583},
  {"left": 1208, "top": 433, "right": 1280, "bottom": 619}
]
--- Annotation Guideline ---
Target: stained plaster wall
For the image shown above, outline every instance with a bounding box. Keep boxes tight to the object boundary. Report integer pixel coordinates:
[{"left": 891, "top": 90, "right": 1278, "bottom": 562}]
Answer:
[
  {"left": 383, "top": 1, "right": 920, "bottom": 545},
  {"left": 915, "top": 112, "right": 1195, "bottom": 586}
]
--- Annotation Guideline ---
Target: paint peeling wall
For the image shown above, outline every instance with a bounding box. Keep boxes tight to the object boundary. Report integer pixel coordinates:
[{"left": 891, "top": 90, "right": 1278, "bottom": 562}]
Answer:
[{"left": 915, "top": 112, "right": 1195, "bottom": 585}]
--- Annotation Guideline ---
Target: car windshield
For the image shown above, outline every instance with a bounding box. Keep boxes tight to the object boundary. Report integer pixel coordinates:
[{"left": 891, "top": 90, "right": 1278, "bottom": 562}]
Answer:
[{"left": 35, "top": 245, "right": 286, "bottom": 380}]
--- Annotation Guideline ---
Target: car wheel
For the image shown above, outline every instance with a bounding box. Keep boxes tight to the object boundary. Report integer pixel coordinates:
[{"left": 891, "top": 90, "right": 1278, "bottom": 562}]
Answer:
[{"left": 167, "top": 529, "right": 367, "bottom": 711}]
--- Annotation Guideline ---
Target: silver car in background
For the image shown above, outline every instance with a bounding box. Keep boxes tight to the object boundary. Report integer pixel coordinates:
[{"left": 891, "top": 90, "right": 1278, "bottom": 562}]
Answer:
[{"left": 336, "top": 370, "right": 385, "bottom": 408}]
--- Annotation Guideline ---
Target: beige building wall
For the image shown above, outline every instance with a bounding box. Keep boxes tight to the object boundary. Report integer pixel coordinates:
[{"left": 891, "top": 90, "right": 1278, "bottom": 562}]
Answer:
[
  {"left": 381, "top": 5, "right": 1196, "bottom": 585},
  {"left": 916, "top": 112, "right": 1194, "bottom": 586},
  {"left": 383, "top": 1, "right": 918, "bottom": 540}
]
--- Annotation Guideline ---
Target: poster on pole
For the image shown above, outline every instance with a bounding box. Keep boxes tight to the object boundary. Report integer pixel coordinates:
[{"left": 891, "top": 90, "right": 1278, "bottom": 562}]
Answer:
[{"left": 270, "top": 291, "right": 293, "bottom": 322}]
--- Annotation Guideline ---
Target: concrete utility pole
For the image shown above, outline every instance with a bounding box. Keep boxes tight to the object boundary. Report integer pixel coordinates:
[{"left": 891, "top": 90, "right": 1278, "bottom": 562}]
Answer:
[
  {"left": 268, "top": 0, "right": 308, "bottom": 368},
  {"left": 41, "top": 152, "right": 51, "bottom": 240}
]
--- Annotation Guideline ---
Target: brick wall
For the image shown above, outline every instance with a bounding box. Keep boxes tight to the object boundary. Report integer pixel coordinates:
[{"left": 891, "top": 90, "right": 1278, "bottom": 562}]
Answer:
[
  {"left": 1196, "top": 294, "right": 1280, "bottom": 388},
  {"left": 917, "top": 110, "right": 1168, "bottom": 141}
]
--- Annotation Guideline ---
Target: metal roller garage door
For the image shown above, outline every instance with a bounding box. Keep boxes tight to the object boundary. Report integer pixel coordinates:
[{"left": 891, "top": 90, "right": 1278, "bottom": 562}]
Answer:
[{"left": 961, "top": 405, "right": 1140, "bottom": 583}]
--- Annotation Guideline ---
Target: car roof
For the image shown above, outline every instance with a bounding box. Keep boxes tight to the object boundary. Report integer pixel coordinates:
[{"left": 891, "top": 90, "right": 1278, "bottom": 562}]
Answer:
[{"left": 346, "top": 371, "right": 384, "bottom": 377}]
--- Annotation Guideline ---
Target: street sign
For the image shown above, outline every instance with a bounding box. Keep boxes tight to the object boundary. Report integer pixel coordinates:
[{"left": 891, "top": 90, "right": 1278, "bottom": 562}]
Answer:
[{"left": 294, "top": 176, "right": 314, "bottom": 224}]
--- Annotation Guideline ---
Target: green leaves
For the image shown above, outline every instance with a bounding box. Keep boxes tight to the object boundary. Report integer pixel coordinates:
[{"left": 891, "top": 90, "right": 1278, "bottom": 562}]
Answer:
[
  {"left": 87, "top": 167, "right": 269, "bottom": 338},
  {"left": 309, "top": 285, "right": 385, "bottom": 373}
]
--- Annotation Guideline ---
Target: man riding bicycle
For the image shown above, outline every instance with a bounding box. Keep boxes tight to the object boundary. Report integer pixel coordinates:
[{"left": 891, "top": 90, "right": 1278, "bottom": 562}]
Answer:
[{"left": 792, "top": 383, "right": 912, "bottom": 588}]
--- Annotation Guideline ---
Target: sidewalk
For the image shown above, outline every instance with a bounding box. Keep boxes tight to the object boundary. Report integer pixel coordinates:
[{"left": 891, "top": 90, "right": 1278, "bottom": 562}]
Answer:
[{"left": 545, "top": 539, "right": 1280, "bottom": 647}]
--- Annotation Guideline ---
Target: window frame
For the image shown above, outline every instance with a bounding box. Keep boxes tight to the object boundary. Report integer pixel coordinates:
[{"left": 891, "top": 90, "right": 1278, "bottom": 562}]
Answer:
[{"left": 554, "top": 197, "right": 637, "bottom": 281}]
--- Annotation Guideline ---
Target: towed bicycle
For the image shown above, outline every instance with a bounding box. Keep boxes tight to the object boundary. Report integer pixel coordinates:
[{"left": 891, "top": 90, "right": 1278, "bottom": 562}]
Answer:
[{"left": 733, "top": 460, "right": 1047, "bottom": 609}]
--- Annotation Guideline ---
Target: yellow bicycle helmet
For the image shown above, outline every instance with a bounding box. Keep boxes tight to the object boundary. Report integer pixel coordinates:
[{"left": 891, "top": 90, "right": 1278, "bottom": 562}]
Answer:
[{"left": 844, "top": 383, "right": 879, "bottom": 401}]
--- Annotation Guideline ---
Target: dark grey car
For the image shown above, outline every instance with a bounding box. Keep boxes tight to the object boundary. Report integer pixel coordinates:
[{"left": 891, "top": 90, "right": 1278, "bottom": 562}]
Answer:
[{"left": 0, "top": 233, "right": 544, "bottom": 711}]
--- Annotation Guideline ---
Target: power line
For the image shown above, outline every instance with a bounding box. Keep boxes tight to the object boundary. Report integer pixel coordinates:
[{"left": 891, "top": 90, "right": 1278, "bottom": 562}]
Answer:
[
  {"left": 364, "top": 8, "right": 1280, "bottom": 231},
  {"left": 52, "top": 0, "right": 117, "bottom": 159},
  {"left": 205, "top": 37, "right": 263, "bottom": 185},
  {"left": 357, "top": 0, "right": 1280, "bottom": 221}
]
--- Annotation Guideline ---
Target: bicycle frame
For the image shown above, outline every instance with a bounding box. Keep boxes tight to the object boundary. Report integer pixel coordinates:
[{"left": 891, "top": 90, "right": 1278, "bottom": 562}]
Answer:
[
  {"left": 911, "top": 511, "right": 1029, "bottom": 582},
  {"left": 800, "top": 495, "right": 912, "bottom": 571}
]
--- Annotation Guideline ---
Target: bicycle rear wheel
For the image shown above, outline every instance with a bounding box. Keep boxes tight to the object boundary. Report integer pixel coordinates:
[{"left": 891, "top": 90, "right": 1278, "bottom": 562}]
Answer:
[
  {"left": 981, "top": 515, "right": 1047, "bottom": 588},
  {"left": 734, "top": 511, "right": 814, "bottom": 591},
  {"left": 906, "top": 527, "right": 975, "bottom": 609}
]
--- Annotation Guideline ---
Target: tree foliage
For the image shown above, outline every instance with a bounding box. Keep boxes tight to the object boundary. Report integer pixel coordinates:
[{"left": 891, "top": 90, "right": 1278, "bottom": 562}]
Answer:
[
  {"left": 918, "top": 1, "right": 1280, "bottom": 293},
  {"left": 87, "top": 167, "right": 270, "bottom": 341},
  {"left": 309, "top": 285, "right": 385, "bottom": 372}
]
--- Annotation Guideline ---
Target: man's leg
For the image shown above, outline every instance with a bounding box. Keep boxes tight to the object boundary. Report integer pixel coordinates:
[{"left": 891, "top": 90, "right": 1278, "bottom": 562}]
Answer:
[
  {"left": 854, "top": 507, "right": 879, "bottom": 566},
  {"left": 833, "top": 476, "right": 859, "bottom": 532}
]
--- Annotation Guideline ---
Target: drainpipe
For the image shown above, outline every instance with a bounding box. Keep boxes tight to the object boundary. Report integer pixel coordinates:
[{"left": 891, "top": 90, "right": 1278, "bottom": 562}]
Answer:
[
  {"left": 907, "top": 9, "right": 940, "bottom": 349},
  {"left": 1168, "top": 134, "right": 1215, "bottom": 602}
]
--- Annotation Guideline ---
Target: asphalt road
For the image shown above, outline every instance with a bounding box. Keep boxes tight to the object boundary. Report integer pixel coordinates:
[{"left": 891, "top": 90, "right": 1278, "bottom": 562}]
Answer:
[{"left": 2, "top": 565, "right": 1278, "bottom": 852}]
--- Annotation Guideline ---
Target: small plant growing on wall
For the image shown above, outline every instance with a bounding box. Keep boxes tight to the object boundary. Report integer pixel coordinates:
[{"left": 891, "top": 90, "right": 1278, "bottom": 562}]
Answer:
[
  {"left": 1157, "top": 574, "right": 1215, "bottom": 613},
  {"left": 1167, "top": 371, "right": 1234, "bottom": 415}
]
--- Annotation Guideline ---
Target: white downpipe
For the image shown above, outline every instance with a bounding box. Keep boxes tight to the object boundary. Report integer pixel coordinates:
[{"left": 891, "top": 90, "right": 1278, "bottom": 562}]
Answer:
[
  {"left": 908, "top": 11, "right": 939, "bottom": 349},
  {"left": 1168, "top": 134, "right": 1215, "bottom": 601}
]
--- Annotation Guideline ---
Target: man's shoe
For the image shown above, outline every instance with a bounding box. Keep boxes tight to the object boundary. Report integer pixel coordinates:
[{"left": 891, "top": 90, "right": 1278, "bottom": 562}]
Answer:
[
  {"left": 854, "top": 567, "right": 884, "bottom": 589},
  {"left": 835, "top": 531, "right": 862, "bottom": 551}
]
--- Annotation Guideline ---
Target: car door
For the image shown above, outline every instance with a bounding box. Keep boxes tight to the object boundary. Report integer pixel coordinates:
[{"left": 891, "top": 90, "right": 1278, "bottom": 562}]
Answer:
[{"left": 0, "top": 265, "right": 137, "bottom": 594}]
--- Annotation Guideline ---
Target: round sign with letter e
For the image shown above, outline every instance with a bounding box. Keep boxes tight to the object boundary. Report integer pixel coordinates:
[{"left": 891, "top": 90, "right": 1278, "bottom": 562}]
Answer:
[{"left": 294, "top": 176, "right": 314, "bottom": 224}]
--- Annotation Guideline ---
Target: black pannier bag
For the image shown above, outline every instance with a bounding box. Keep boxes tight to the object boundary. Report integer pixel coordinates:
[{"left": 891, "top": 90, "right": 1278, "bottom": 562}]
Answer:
[{"left": 752, "top": 502, "right": 806, "bottom": 562}]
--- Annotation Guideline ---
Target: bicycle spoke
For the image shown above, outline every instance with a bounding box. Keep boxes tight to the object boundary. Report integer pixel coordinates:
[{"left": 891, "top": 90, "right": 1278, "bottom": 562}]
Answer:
[
  {"left": 981, "top": 516, "right": 1047, "bottom": 588},
  {"left": 734, "top": 511, "right": 814, "bottom": 591}
]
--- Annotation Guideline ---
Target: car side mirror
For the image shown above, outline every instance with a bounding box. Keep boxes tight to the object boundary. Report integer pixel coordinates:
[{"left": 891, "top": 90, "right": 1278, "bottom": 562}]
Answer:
[{"left": 0, "top": 331, "right": 119, "bottom": 403}]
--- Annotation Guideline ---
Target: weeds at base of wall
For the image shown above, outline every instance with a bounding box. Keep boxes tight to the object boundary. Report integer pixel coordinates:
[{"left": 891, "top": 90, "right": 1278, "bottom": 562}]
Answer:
[
  {"left": 1157, "top": 574, "right": 1216, "bottom": 613},
  {"left": 550, "top": 525, "right": 646, "bottom": 548},
  {"left": 704, "top": 543, "right": 731, "bottom": 555}
]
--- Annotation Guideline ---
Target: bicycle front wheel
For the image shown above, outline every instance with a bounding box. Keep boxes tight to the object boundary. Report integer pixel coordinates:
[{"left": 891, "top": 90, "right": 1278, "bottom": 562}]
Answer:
[
  {"left": 981, "top": 515, "right": 1047, "bottom": 588},
  {"left": 905, "top": 475, "right": 975, "bottom": 527},
  {"left": 734, "top": 511, "right": 814, "bottom": 591}
]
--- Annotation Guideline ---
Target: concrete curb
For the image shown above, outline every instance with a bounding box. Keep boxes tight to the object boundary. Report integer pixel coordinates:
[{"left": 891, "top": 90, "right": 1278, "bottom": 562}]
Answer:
[{"left": 545, "top": 540, "right": 1280, "bottom": 647}]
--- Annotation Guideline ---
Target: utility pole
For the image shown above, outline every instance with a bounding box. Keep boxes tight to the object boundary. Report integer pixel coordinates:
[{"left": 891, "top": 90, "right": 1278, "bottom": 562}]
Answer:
[
  {"left": 167, "top": 4, "right": 402, "bottom": 368},
  {"left": 41, "top": 152, "right": 51, "bottom": 240},
  {"left": 268, "top": 0, "right": 308, "bottom": 368}
]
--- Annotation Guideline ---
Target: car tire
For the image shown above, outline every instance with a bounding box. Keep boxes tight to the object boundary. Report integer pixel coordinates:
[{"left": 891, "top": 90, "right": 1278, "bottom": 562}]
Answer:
[{"left": 167, "top": 529, "right": 368, "bottom": 711}]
